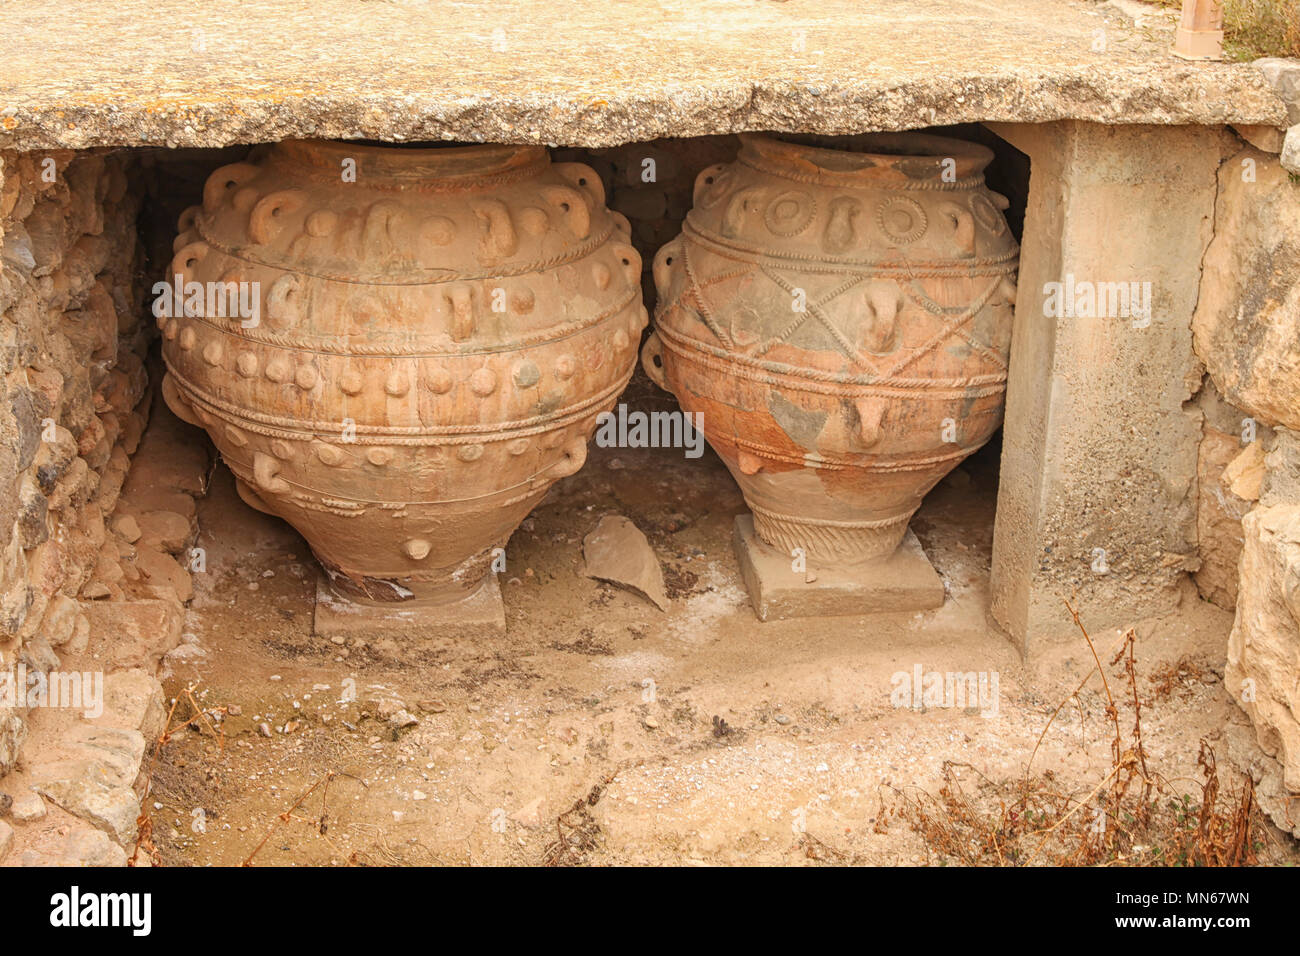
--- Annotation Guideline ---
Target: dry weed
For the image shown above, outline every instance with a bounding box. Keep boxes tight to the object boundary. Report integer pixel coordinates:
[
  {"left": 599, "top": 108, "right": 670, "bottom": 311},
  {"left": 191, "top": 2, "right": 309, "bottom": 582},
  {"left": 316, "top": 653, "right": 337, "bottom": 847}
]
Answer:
[
  {"left": 130, "top": 682, "right": 228, "bottom": 866},
  {"left": 880, "top": 601, "right": 1265, "bottom": 866}
]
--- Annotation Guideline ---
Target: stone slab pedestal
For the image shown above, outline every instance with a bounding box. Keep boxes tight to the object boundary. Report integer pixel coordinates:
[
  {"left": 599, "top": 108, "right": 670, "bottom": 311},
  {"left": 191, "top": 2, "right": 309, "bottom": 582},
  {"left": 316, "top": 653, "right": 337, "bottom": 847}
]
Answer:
[
  {"left": 313, "top": 574, "right": 506, "bottom": 640},
  {"left": 732, "top": 514, "right": 944, "bottom": 621}
]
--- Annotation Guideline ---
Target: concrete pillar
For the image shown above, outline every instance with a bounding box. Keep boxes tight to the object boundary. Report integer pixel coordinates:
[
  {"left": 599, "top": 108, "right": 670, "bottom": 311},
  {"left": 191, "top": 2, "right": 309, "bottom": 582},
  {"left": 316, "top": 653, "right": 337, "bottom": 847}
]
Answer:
[{"left": 984, "top": 122, "right": 1222, "bottom": 653}]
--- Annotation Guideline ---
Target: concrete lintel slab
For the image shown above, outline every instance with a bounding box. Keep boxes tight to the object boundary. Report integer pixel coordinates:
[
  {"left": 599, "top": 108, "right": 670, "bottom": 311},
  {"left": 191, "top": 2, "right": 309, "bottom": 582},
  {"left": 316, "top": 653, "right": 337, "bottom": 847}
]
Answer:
[{"left": 0, "top": 0, "right": 1288, "bottom": 151}]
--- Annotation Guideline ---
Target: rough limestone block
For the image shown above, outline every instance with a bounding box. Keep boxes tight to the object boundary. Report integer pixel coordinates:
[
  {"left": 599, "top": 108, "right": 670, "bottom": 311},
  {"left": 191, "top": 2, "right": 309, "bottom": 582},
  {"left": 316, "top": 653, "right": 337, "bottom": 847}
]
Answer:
[
  {"left": 91, "top": 669, "right": 166, "bottom": 743},
  {"left": 1195, "top": 427, "right": 1253, "bottom": 609},
  {"left": 1282, "top": 126, "right": 1300, "bottom": 175},
  {"left": 1262, "top": 429, "right": 1300, "bottom": 506},
  {"left": 52, "top": 828, "right": 127, "bottom": 867},
  {"left": 313, "top": 573, "right": 506, "bottom": 641},
  {"left": 732, "top": 515, "right": 943, "bottom": 621},
  {"left": 1256, "top": 58, "right": 1300, "bottom": 126},
  {"left": 1224, "top": 441, "right": 1267, "bottom": 500},
  {"left": 0, "top": 1, "right": 1288, "bottom": 152},
  {"left": 132, "top": 548, "right": 193, "bottom": 603},
  {"left": 1225, "top": 505, "right": 1300, "bottom": 793},
  {"left": 1231, "top": 124, "right": 1284, "bottom": 153},
  {"left": 0, "top": 710, "right": 28, "bottom": 778},
  {"left": 134, "top": 509, "right": 192, "bottom": 555},
  {"left": 1193, "top": 147, "right": 1300, "bottom": 431},
  {"left": 987, "top": 122, "right": 1214, "bottom": 651},
  {"left": 32, "top": 776, "right": 139, "bottom": 846},
  {"left": 10, "top": 789, "right": 46, "bottom": 822},
  {"left": 62, "top": 726, "right": 147, "bottom": 789},
  {"left": 80, "top": 598, "right": 183, "bottom": 671}
]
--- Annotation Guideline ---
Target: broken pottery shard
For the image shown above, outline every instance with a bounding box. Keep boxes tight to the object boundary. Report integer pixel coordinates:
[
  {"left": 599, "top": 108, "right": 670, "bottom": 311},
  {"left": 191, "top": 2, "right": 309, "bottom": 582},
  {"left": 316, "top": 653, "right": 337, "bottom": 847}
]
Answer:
[
  {"left": 510, "top": 796, "right": 544, "bottom": 829},
  {"left": 582, "top": 515, "right": 669, "bottom": 611}
]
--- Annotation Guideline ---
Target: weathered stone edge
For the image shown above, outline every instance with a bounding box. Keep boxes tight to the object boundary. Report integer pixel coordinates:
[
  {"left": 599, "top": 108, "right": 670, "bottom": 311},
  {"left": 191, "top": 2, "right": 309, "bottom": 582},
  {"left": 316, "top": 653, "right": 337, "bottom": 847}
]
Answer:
[{"left": 0, "top": 71, "right": 1288, "bottom": 150}]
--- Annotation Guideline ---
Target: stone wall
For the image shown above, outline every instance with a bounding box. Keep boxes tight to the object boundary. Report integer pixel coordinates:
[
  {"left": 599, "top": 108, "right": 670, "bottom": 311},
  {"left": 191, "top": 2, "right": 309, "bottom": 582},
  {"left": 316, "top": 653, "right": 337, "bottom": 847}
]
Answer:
[
  {"left": 1194, "top": 143, "right": 1300, "bottom": 813},
  {"left": 0, "top": 149, "right": 148, "bottom": 776}
]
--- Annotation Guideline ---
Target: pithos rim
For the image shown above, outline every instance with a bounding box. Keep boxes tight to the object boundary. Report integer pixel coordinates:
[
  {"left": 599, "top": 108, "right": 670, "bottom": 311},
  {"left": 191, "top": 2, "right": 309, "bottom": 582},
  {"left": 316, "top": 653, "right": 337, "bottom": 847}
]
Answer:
[
  {"left": 272, "top": 138, "right": 548, "bottom": 183},
  {"left": 739, "top": 131, "right": 994, "bottom": 186}
]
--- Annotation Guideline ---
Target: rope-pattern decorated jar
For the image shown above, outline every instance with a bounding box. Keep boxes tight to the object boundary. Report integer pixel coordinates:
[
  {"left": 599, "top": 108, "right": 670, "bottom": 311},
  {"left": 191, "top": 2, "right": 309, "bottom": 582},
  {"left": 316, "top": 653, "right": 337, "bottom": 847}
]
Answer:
[
  {"left": 643, "top": 133, "right": 1018, "bottom": 563},
  {"left": 162, "top": 140, "right": 645, "bottom": 605}
]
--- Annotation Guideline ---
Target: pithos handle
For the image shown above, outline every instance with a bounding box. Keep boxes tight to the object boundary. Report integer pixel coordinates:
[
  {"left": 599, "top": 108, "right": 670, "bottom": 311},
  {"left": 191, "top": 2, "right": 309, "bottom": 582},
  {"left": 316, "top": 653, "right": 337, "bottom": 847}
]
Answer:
[
  {"left": 537, "top": 436, "right": 588, "bottom": 485},
  {"left": 640, "top": 331, "right": 669, "bottom": 391}
]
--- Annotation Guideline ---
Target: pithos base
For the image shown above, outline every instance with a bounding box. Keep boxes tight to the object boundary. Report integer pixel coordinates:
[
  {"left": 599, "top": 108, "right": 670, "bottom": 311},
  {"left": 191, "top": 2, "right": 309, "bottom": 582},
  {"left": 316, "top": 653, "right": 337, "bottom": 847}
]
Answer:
[
  {"left": 732, "top": 515, "right": 944, "bottom": 622},
  {"left": 312, "top": 574, "right": 506, "bottom": 641}
]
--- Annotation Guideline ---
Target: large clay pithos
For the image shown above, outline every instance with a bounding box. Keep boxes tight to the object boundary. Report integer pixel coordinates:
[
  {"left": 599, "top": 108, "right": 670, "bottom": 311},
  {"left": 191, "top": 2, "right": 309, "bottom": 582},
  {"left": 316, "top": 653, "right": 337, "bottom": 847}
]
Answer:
[
  {"left": 644, "top": 133, "right": 1019, "bottom": 563},
  {"left": 162, "top": 140, "right": 645, "bottom": 606}
]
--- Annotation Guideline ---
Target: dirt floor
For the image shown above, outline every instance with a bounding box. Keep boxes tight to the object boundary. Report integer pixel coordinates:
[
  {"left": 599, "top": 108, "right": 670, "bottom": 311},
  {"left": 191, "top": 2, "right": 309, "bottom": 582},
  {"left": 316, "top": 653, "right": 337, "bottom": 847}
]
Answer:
[{"left": 135, "top": 374, "right": 1300, "bottom": 867}]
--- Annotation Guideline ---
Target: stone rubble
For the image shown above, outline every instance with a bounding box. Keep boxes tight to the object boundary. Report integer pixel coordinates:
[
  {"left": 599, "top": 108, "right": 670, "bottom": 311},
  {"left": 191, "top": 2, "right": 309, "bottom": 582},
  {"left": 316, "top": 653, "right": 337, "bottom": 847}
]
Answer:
[
  {"left": 1256, "top": 57, "right": 1300, "bottom": 174},
  {"left": 1194, "top": 149, "right": 1300, "bottom": 433},
  {"left": 9, "top": 788, "right": 45, "bottom": 822},
  {"left": 0, "top": 146, "right": 211, "bottom": 860},
  {"left": 1, "top": 147, "right": 146, "bottom": 777}
]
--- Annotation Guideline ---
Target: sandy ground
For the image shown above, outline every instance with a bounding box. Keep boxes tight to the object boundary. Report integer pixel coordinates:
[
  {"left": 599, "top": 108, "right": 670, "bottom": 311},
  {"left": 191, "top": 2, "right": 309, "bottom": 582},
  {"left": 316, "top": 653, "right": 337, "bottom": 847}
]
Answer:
[{"left": 136, "top": 376, "right": 1298, "bottom": 867}]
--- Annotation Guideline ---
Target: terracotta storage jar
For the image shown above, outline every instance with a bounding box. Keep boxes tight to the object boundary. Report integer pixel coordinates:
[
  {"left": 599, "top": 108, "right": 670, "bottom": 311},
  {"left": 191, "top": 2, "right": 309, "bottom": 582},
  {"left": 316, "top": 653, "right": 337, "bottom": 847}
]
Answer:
[
  {"left": 644, "top": 132, "right": 1018, "bottom": 564},
  {"left": 162, "top": 139, "right": 645, "bottom": 606}
]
